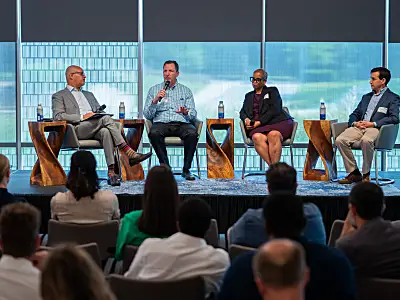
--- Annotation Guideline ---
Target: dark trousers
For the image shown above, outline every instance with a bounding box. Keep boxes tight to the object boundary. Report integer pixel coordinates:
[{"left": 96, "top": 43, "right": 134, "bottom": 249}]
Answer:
[{"left": 149, "top": 122, "right": 198, "bottom": 172}]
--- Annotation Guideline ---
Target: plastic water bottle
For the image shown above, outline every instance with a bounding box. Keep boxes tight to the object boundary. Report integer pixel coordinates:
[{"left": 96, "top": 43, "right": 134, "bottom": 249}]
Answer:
[
  {"left": 119, "top": 102, "right": 125, "bottom": 119},
  {"left": 320, "top": 99, "right": 326, "bottom": 120},
  {"left": 218, "top": 101, "right": 224, "bottom": 119},
  {"left": 37, "top": 104, "right": 43, "bottom": 121}
]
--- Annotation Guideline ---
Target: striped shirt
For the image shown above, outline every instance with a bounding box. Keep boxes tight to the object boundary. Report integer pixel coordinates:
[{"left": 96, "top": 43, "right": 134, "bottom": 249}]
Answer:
[
  {"left": 143, "top": 82, "right": 197, "bottom": 123},
  {"left": 363, "top": 87, "right": 388, "bottom": 122}
]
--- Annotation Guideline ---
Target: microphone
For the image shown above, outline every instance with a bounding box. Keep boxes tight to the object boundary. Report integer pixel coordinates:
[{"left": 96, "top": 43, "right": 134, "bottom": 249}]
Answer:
[
  {"left": 158, "top": 81, "right": 171, "bottom": 102},
  {"left": 96, "top": 104, "right": 106, "bottom": 113}
]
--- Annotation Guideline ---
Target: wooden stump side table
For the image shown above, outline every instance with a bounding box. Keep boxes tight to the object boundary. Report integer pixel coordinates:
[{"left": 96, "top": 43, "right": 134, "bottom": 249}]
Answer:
[
  {"left": 206, "top": 118, "right": 234, "bottom": 178},
  {"left": 29, "top": 121, "right": 67, "bottom": 186},
  {"left": 303, "top": 119, "right": 337, "bottom": 181},
  {"left": 114, "top": 119, "right": 145, "bottom": 181}
]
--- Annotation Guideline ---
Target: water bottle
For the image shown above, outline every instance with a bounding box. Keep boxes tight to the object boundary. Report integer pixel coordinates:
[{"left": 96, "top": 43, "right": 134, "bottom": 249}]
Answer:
[
  {"left": 218, "top": 101, "right": 224, "bottom": 119},
  {"left": 37, "top": 104, "right": 43, "bottom": 121},
  {"left": 320, "top": 99, "right": 326, "bottom": 120},
  {"left": 119, "top": 102, "right": 125, "bottom": 119}
]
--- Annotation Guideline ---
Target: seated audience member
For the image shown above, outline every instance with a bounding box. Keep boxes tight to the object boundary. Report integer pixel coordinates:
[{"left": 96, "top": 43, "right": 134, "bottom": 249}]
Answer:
[
  {"left": 252, "top": 239, "right": 308, "bottom": 300},
  {"left": 0, "top": 154, "right": 25, "bottom": 206},
  {"left": 115, "top": 165, "right": 179, "bottom": 260},
  {"left": 0, "top": 203, "right": 42, "bottom": 300},
  {"left": 218, "top": 193, "right": 356, "bottom": 300},
  {"left": 336, "top": 182, "right": 400, "bottom": 279},
  {"left": 240, "top": 69, "right": 293, "bottom": 166},
  {"left": 41, "top": 244, "right": 116, "bottom": 300},
  {"left": 125, "top": 198, "right": 230, "bottom": 296},
  {"left": 229, "top": 162, "right": 326, "bottom": 247},
  {"left": 51, "top": 150, "right": 120, "bottom": 223}
]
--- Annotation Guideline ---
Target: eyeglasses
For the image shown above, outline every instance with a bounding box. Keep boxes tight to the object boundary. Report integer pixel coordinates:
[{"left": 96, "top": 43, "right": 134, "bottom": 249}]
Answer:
[
  {"left": 250, "top": 77, "right": 265, "bottom": 82},
  {"left": 71, "top": 71, "right": 85, "bottom": 76}
]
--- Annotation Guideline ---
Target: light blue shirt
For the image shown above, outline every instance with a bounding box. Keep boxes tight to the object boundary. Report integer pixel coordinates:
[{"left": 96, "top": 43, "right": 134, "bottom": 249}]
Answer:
[
  {"left": 66, "top": 85, "right": 92, "bottom": 118},
  {"left": 143, "top": 82, "right": 197, "bottom": 123},
  {"left": 363, "top": 87, "right": 388, "bottom": 123}
]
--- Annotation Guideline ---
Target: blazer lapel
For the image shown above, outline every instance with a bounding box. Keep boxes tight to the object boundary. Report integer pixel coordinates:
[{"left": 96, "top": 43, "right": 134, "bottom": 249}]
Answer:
[
  {"left": 82, "top": 91, "right": 97, "bottom": 111},
  {"left": 258, "top": 86, "right": 269, "bottom": 113},
  {"left": 371, "top": 89, "right": 390, "bottom": 118},
  {"left": 63, "top": 88, "right": 79, "bottom": 109}
]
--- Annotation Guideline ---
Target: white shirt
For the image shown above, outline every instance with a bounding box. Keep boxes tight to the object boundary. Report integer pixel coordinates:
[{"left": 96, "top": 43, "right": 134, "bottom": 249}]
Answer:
[
  {"left": 67, "top": 85, "right": 93, "bottom": 117},
  {"left": 124, "top": 232, "right": 230, "bottom": 295},
  {"left": 0, "top": 255, "right": 41, "bottom": 300},
  {"left": 51, "top": 190, "right": 120, "bottom": 224}
]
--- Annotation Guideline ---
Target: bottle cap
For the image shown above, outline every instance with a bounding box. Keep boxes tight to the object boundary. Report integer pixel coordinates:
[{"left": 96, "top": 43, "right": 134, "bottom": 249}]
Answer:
[{"left": 219, "top": 100, "right": 223, "bottom": 104}]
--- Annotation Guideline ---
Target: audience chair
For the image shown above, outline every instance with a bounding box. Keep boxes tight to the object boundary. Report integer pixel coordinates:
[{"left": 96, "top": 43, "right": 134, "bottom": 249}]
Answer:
[
  {"left": 122, "top": 245, "right": 139, "bottom": 274},
  {"left": 356, "top": 277, "right": 400, "bottom": 300},
  {"left": 240, "top": 107, "right": 298, "bottom": 179},
  {"left": 328, "top": 220, "right": 344, "bottom": 247},
  {"left": 228, "top": 244, "right": 255, "bottom": 262},
  {"left": 108, "top": 274, "right": 205, "bottom": 300},
  {"left": 332, "top": 123, "right": 399, "bottom": 185},
  {"left": 204, "top": 219, "right": 219, "bottom": 248},
  {"left": 144, "top": 118, "right": 203, "bottom": 178}
]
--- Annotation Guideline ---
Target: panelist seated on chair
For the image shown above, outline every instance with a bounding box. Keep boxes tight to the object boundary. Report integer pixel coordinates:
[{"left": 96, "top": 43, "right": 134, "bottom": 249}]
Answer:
[
  {"left": 52, "top": 65, "right": 151, "bottom": 186},
  {"left": 336, "top": 67, "right": 400, "bottom": 184},
  {"left": 143, "top": 60, "right": 198, "bottom": 181},
  {"left": 240, "top": 69, "right": 293, "bottom": 166}
]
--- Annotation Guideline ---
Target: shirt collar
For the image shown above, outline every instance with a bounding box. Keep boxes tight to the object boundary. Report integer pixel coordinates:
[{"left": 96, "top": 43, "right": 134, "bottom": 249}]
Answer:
[
  {"left": 169, "top": 232, "right": 207, "bottom": 247},
  {"left": 0, "top": 255, "right": 39, "bottom": 274},
  {"left": 162, "top": 81, "right": 178, "bottom": 90},
  {"left": 67, "top": 85, "right": 83, "bottom": 92},
  {"left": 375, "top": 87, "right": 388, "bottom": 96}
]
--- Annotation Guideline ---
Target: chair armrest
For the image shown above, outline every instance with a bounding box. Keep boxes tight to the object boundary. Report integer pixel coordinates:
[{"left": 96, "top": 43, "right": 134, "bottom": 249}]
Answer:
[
  {"left": 192, "top": 118, "right": 203, "bottom": 138},
  {"left": 144, "top": 119, "right": 152, "bottom": 135},
  {"left": 240, "top": 120, "right": 252, "bottom": 144},
  {"left": 331, "top": 122, "right": 348, "bottom": 140},
  {"left": 289, "top": 121, "right": 298, "bottom": 144},
  {"left": 375, "top": 124, "right": 399, "bottom": 150},
  {"left": 62, "top": 123, "right": 80, "bottom": 149}
]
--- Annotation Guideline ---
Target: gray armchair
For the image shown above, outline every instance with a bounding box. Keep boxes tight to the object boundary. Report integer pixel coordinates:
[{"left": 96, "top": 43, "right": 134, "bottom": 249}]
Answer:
[
  {"left": 332, "top": 123, "right": 399, "bottom": 185},
  {"left": 240, "top": 107, "right": 298, "bottom": 179},
  {"left": 144, "top": 118, "right": 203, "bottom": 178}
]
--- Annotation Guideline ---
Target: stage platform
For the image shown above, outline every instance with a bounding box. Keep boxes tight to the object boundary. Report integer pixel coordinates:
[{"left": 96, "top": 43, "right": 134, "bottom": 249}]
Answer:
[{"left": 8, "top": 170, "right": 400, "bottom": 237}]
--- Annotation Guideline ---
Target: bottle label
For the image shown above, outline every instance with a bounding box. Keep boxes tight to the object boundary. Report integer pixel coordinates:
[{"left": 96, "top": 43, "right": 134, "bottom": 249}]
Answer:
[
  {"left": 320, "top": 114, "right": 326, "bottom": 120},
  {"left": 218, "top": 112, "right": 224, "bottom": 119},
  {"left": 119, "top": 113, "right": 125, "bottom": 119}
]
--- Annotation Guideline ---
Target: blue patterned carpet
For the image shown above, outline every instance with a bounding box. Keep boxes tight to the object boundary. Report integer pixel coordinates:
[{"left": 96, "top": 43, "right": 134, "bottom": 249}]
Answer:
[{"left": 100, "top": 173, "right": 400, "bottom": 197}]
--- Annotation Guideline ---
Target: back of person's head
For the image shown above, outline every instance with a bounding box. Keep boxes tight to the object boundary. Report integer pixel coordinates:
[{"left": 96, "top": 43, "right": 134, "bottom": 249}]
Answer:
[
  {"left": 349, "top": 182, "right": 384, "bottom": 220},
  {"left": 0, "top": 154, "right": 10, "bottom": 185},
  {"left": 266, "top": 163, "right": 297, "bottom": 194},
  {"left": 252, "top": 239, "right": 307, "bottom": 296},
  {"left": 139, "top": 165, "right": 179, "bottom": 236},
  {"left": 41, "top": 244, "right": 115, "bottom": 300},
  {"left": 178, "top": 198, "right": 212, "bottom": 238},
  {"left": 263, "top": 193, "right": 306, "bottom": 239},
  {"left": 66, "top": 150, "right": 99, "bottom": 201},
  {"left": 0, "top": 202, "right": 40, "bottom": 257}
]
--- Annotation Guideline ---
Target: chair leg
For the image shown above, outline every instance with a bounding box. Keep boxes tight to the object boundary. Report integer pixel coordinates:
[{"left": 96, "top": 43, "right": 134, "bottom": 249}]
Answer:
[
  {"left": 148, "top": 144, "right": 153, "bottom": 171},
  {"left": 195, "top": 147, "right": 201, "bottom": 178},
  {"left": 242, "top": 146, "right": 248, "bottom": 180},
  {"left": 372, "top": 150, "right": 395, "bottom": 186},
  {"left": 115, "top": 147, "right": 122, "bottom": 181},
  {"left": 290, "top": 145, "right": 294, "bottom": 167}
]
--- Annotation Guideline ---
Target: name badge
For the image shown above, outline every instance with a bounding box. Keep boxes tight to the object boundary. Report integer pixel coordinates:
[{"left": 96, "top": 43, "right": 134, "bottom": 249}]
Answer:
[
  {"left": 377, "top": 107, "right": 388, "bottom": 114},
  {"left": 264, "top": 93, "right": 269, "bottom": 99}
]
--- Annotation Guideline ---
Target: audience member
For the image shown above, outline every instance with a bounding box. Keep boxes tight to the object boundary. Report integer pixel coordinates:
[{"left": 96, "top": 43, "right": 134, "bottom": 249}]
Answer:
[
  {"left": 115, "top": 165, "right": 179, "bottom": 260},
  {"left": 218, "top": 193, "right": 356, "bottom": 300},
  {"left": 229, "top": 162, "right": 326, "bottom": 247},
  {"left": 336, "top": 182, "right": 400, "bottom": 278},
  {"left": 252, "top": 239, "right": 308, "bottom": 300},
  {"left": 0, "top": 154, "right": 25, "bottom": 207},
  {"left": 51, "top": 150, "right": 120, "bottom": 223},
  {"left": 125, "top": 198, "right": 230, "bottom": 296},
  {"left": 0, "top": 203, "right": 41, "bottom": 300},
  {"left": 41, "top": 244, "right": 116, "bottom": 300}
]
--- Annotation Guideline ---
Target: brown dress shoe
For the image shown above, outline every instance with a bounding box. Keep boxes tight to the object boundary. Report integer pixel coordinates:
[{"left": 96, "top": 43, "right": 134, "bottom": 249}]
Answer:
[
  {"left": 107, "top": 171, "right": 121, "bottom": 186},
  {"left": 338, "top": 173, "right": 362, "bottom": 184},
  {"left": 362, "top": 174, "right": 371, "bottom": 182}
]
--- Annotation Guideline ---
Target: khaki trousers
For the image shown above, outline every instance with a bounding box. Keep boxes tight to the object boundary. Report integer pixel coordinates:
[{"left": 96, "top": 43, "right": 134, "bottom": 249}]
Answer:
[{"left": 335, "top": 127, "right": 379, "bottom": 174}]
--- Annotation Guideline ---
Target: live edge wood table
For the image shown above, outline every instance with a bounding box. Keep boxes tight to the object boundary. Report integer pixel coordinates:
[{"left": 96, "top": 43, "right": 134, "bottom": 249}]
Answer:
[
  {"left": 206, "top": 118, "right": 234, "bottom": 178},
  {"left": 29, "top": 121, "right": 67, "bottom": 186},
  {"left": 114, "top": 119, "right": 145, "bottom": 180},
  {"left": 303, "top": 119, "right": 337, "bottom": 181}
]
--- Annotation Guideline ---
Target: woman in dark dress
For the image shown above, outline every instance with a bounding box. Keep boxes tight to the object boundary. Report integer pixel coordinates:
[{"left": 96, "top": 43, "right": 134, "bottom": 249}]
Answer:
[{"left": 240, "top": 69, "right": 293, "bottom": 165}]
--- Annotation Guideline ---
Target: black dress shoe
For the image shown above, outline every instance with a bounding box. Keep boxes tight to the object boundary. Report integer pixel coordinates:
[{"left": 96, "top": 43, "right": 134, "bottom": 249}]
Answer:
[
  {"left": 181, "top": 171, "right": 195, "bottom": 181},
  {"left": 107, "top": 173, "right": 121, "bottom": 186},
  {"left": 129, "top": 152, "right": 152, "bottom": 166}
]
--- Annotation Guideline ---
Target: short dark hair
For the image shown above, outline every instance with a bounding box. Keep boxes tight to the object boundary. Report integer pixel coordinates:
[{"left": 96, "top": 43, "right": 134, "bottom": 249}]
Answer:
[
  {"left": 138, "top": 165, "right": 179, "bottom": 236},
  {"left": 0, "top": 203, "right": 40, "bottom": 257},
  {"left": 163, "top": 60, "right": 179, "bottom": 72},
  {"left": 371, "top": 67, "right": 391, "bottom": 85},
  {"left": 66, "top": 151, "right": 99, "bottom": 201},
  {"left": 253, "top": 68, "right": 268, "bottom": 81},
  {"left": 178, "top": 198, "right": 212, "bottom": 238},
  {"left": 266, "top": 162, "right": 297, "bottom": 194},
  {"left": 263, "top": 193, "right": 306, "bottom": 239},
  {"left": 349, "top": 182, "right": 384, "bottom": 220}
]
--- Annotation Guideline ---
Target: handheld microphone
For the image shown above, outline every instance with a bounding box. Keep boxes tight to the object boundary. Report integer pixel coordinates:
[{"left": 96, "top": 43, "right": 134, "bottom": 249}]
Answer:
[
  {"left": 96, "top": 104, "right": 106, "bottom": 113},
  {"left": 158, "top": 81, "right": 171, "bottom": 102}
]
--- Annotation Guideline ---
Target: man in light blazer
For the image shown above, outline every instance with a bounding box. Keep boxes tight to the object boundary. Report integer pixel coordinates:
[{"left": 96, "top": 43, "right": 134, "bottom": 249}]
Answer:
[
  {"left": 336, "top": 67, "right": 400, "bottom": 184},
  {"left": 52, "top": 65, "right": 151, "bottom": 186}
]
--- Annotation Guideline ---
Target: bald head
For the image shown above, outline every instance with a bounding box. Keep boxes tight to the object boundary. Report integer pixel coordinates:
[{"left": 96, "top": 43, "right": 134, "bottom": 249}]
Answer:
[
  {"left": 65, "top": 65, "right": 86, "bottom": 89},
  {"left": 252, "top": 239, "right": 307, "bottom": 289}
]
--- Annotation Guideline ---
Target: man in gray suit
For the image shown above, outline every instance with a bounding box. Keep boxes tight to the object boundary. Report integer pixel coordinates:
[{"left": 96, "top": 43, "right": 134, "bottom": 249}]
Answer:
[
  {"left": 336, "top": 182, "right": 400, "bottom": 279},
  {"left": 52, "top": 65, "right": 151, "bottom": 186}
]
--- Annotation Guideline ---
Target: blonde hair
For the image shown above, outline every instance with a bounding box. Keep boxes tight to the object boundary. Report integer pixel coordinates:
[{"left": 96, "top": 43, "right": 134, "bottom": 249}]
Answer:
[
  {"left": 0, "top": 154, "right": 10, "bottom": 183},
  {"left": 41, "top": 244, "right": 116, "bottom": 300}
]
